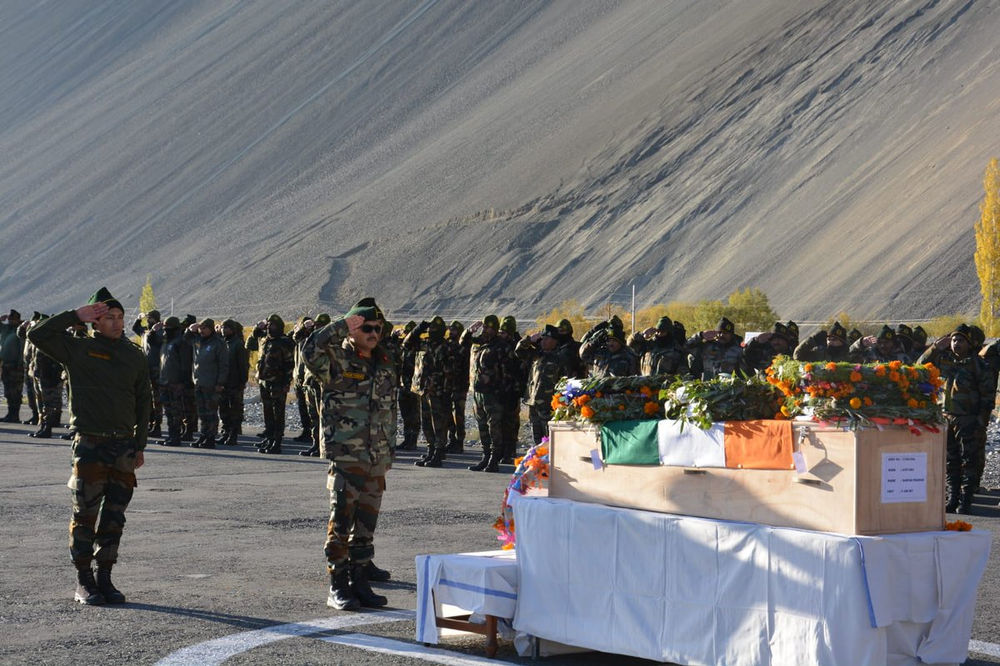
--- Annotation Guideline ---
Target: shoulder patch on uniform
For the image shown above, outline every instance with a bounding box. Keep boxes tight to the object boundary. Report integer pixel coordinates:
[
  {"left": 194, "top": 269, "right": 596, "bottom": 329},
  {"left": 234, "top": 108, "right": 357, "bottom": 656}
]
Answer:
[{"left": 88, "top": 350, "right": 111, "bottom": 360}]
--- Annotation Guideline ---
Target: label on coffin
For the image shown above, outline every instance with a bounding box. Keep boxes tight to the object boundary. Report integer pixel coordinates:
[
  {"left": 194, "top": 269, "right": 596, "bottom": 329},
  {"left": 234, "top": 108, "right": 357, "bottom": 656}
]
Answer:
[{"left": 881, "top": 452, "right": 927, "bottom": 503}]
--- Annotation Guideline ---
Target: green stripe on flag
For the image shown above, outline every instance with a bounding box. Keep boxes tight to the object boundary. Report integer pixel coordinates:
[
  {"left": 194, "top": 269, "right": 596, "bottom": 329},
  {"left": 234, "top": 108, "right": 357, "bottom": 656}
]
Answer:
[{"left": 600, "top": 419, "right": 660, "bottom": 465}]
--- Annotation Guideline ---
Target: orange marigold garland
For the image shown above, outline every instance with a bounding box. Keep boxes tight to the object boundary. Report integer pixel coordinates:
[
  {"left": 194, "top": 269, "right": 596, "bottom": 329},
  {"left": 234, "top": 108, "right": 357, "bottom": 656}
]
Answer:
[{"left": 494, "top": 440, "right": 550, "bottom": 549}]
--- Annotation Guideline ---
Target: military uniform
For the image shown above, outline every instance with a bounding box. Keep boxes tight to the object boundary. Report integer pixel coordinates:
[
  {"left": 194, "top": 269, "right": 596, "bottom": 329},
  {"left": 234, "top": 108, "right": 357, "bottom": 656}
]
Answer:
[
  {"left": 132, "top": 311, "right": 163, "bottom": 436},
  {"left": 918, "top": 325, "right": 994, "bottom": 514},
  {"left": 461, "top": 315, "right": 506, "bottom": 472},
  {"left": 302, "top": 299, "right": 396, "bottom": 611},
  {"left": 246, "top": 314, "right": 295, "bottom": 453},
  {"left": 298, "top": 314, "right": 330, "bottom": 456},
  {"left": 556, "top": 319, "right": 586, "bottom": 379},
  {"left": 849, "top": 326, "right": 907, "bottom": 363},
  {"left": 19, "top": 314, "right": 41, "bottom": 425},
  {"left": 395, "top": 322, "right": 420, "bottom": 450},
  {"left": 581, "top": 321, "right": 639, "bottom": 377},
  {"left": 178, "top": 314, "right": 198, "bottom": 439},
  {"left": 0, "top": 311, "right": 26, "bottom": 421},
  {"left": 184, "top": 319, "right": 229, "bottom": 447},
  {"left": 686, "top": 318, "right": 743, "bottom": 379},
  {"left": 218, "top": 319, "right": 249, "bottom": 446},
  {"left": 628, "top": 317, "right": 688, "bottom": 377},
  {"left": 498, "top": 317, "right": 526, "bottom": 463},
  {"left": 793, "top": 323, "right": 851, "bottom": 363},
  {"left": 445, "top": 321, "right": 470, "bottom": 453},
  {"left": 740, "top": 324, "right": 791, "bottom": 375},
  {"left": 404, "top": 317, "right": 452, "bottom": 467},
  {"left": 292, "top": 318, "right": 314, "bottom": 443},
  {"left": 28, "top": 318, "right": 65, "bottom": 438},
  {"left": 28, "top": 288, "right": 150, "bottom": 606},
  {"left": 516, "top": 325, "right": 574, "bottom": 445},
  {"left": 157, "top": 318, "right": 187, "bottom": 446}
]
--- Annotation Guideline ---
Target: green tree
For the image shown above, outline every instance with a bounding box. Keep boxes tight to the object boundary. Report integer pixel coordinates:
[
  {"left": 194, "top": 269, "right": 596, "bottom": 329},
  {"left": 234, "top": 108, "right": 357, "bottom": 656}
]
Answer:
[
  {"left": 975, "top": 158, "right": 1000, "bottom": 336},
  {"left": 139, "top": 274, "right": 156, "bottom": 322}
]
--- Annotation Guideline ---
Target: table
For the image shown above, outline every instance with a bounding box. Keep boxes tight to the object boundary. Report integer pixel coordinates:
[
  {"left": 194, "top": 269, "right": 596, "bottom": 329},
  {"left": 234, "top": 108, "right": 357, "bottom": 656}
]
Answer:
[
  {"left": 511, "top": 496, "right": 990, "bottom": 665},
  {"left": 415, "top": 550, "right": 518, "bottom": 656}
]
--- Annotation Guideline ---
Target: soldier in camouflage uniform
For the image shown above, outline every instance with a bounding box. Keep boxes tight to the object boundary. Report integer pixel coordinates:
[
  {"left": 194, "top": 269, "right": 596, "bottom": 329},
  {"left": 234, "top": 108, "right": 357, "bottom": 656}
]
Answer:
[
  {"left": 302, "top": 298, "right": 396, "bottom": 611},
  {"left": 785, "top": 321, "right": 799, "bottom": 350},
  {"left": 157, "top": 317, "right": 186, "bottom": 446},
  {"left": 246, "top": 314, "right": 295, "bottom": 454},
  {"left": 18, "top": 313, "right": 41, "bottom": 425},
  {"left": 394, "top": 321, "right": 420, "bottom": 450},
  {"left": 581, "top": 319, "right": 639, "bottom": 377},
  {"left": 687, "top": 317, "right": 743, "bottom": 379},
  {"left": 498, "top": 316, "right": 526, "bottom": 463},
  {"left": 445, "top": 321, "right": 470, "bottom": 453},
  {"left": 628, "top": 316, "right": 688, "bottom": 377},
  {"left": 918, "top": 324, "right": 994, "bottom": 514},
  {"left": 132, "top": 310, "right": 164, "bottom": 437},
  {"left": 461, "top": 315, "right": 506, "bottom": 472},
  {"left": 405, "top": 317, "right": 453, "bottom": 467},
  {"left": 29, "top": 287, "right": 150, "bottom": 606},
  {"left": 910, "top": 326, "right": 929, "bottom": 361},
  {"left": 178, "top": 314, "right": 198, "bottom": 440},
  {"left": 217, "top": 319, "right": 249, "bottom": 446},
  {"left": 299, "top": 313, "right": 330, "bottom": 457},
  {"left": 0, "top": 309, "right": 25, "bottom": 422},
  {"left": 849, "top": 325, "right": 907, "bottom": 363},
  {"left": 793, "top": 322, "right": 851, "bottom": 363},
  {"left": 26, "top": 315, "right": 65, "bottom": 438},
  {"left": 516, "top": 324, "right": 574, "bottom": 445},
  {"left": 184, "top": 318, "right": 229, "bottom": 448},
  {"left": 970, "top": 326, "right": 996, "bottom": 494},
  {"left": 291, "top": 316, "right": 315, "bottom": 444},
  {"left": 740, "top": 323, "right": 791, "bottom": 375},
  {"left": 556, "top": 318, "right": 586, "bottom": 379}
]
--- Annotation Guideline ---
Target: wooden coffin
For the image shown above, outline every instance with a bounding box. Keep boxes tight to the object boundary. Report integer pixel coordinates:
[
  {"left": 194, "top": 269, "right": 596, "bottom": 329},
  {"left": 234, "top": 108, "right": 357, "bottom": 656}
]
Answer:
[{"left": 548, "top": 421, "right": 945, "bottom": 535}]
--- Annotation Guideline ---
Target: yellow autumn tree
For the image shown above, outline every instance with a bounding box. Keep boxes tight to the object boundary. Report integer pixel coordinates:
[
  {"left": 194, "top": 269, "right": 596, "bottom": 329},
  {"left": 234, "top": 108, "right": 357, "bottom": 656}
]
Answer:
[
  {"left": 975, "top": 158, "right": 1000, "bottom": 336},
  {"left": 139, "top": 274, "right": 156, "bottom": 321}
]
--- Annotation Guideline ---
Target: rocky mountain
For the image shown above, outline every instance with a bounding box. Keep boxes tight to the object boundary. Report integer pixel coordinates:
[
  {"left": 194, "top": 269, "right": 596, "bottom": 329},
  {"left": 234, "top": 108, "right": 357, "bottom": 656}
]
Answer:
[{"left": 1, "top": 0, "right": 996, "bottom": 324}]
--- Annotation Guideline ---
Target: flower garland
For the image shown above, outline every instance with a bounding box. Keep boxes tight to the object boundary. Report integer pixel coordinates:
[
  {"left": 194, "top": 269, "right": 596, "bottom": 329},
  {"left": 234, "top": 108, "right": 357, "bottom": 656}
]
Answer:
[
  {"left": 493, "top": 440, "right": 550, "bottom": 550},
  {"left": 550, "top": 375, "right": 670, "bottom": 423},
  {"left": 766, "top": 356, "right": 944, "bottom": 429},
  {"left": 661, "top": 374, "right": 785, "bottom": 430},
  {"left": 945, "top": 519, "right": 973, "bottom": 532}
]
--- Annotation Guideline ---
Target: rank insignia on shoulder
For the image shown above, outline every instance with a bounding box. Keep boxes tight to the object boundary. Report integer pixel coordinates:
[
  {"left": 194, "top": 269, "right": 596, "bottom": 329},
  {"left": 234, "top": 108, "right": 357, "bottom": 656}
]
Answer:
[{"left": 87, "top": 350, "right": 111, "bottom": 360}]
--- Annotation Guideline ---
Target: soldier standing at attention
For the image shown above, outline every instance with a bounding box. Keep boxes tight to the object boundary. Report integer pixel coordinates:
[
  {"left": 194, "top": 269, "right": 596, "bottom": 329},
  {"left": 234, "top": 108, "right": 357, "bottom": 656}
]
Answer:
[
  {"left": 26, "top": 315, "right": 66, "bottom": 439},
  {"left": 461, "top": 315, "right": 507, "bottom": 472},
  {"left": 246, "top": 314, "right": 295, "bottom": 454},
  {"left": 516, "top": 325, "right": 574, "bottom": 445},
  {"left": 0, "top": 309, "right": 25, "bottom": 422},
  {"left": 184, "top": 318, "right": 229, "bottom": 448},
  {"left": 291, "top": 316, "right": 315, "bottom": 445},
  {"left": 132, "top": 310, "right": 164, "bottom": 437},
  {"left": 404, "top": 317, "right": 452, "bottom": 468},
  {"left": 157, "top": 317, "right": 186, "bottom": 447},
  {"left": 17, "top": 313, "right": 41, "bottom": 425},
  {"left": 28, "top": 287, "right": 150, "bottom": 605},
  {"left": 217, "top": 319, "right": 249, "bottom": 446},
  {"left": 395, "top": 322, "right": 421, "bottom": 451},
  {"left": 918, "top": 325, "right": 994, "bottom": 514},
  {"left": 445, "top": 321, "right": 470, "bottom": 454},
  {"left": 303, "top": 298, "right": 396, "bottom": 611}
]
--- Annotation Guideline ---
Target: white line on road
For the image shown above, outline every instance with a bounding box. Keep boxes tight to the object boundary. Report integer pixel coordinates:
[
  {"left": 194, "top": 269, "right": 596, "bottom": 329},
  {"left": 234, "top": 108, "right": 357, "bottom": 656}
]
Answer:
[
  {"left": 969, "top": 639, "right": 1000, "bottom": 659},
  {"left": 321, "top": 632, "right": 521, "bottom": 665},
  {"left": 154, "top": 609, "right": 414, "bottom": 666}
]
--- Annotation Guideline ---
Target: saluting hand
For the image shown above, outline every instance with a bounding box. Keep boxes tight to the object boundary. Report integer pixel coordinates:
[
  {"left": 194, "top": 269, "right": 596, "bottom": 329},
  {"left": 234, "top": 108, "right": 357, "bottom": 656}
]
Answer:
[
  {"left": 75, "top": 303, "right": 109, "bottom": 323},
  {"left": 468, "top": 321, "right": 483, "bottom": 335},
  {"left": 345, "top": 314, "right": 366, "bottom": 337}
]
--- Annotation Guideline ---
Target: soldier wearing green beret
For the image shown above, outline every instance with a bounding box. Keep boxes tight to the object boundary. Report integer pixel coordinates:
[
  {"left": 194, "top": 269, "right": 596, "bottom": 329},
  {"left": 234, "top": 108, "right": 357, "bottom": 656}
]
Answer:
[
  {"left": 849, "top": 325, "right": 906, "bottom": 363},
  {"left": 28, "top": 287, "right": 151, "bottom": 606},
  {"left": 580, "top": 319, "right": 639, "bottom": 377},
  {"left": 793, "top": 322, "right": 851, "bottom": 363},
  {"left": 497, "top": 316, "right": 526, "bottom": 463},
  {"left": 247, "top": 314, "right": 295, "bottom": 453},
  {"left": 628, "top": 316, "right": 688, "bottom": 377},
  {"left": 460, "top": 315, "right": 507, "bottom": 472},
  {"left": 303, "top": 297, "right": 396, "bottom": 610},
  {"left": 687, "top": 317, "right": 742, "bottom": 379},
  {"left": 405, "top": 316, "right": 453, "bottom": 467},
  {"left": 516, "top": 324, "right": 575, "bottom": 445}
]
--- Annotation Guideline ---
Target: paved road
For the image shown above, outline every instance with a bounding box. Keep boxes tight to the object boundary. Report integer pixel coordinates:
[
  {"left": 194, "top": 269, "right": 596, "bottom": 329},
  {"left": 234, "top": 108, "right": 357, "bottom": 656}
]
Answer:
[{"left": 1, "top": 421, "right": 998, "bottom": 665}]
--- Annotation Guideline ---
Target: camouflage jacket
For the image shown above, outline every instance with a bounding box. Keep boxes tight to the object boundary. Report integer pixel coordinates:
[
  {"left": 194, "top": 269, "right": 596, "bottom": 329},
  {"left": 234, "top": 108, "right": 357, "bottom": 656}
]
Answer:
[
  {"left": 792, "top": 334, "right": 851, "bottom": 363},
  {"left": 687, "top": 335, "right": 743, "bottom": 379},
  {"left": 446, "top": 338, "right": 471, "bottom": 394},
  {"left": 247, "top": 331, "right": 295, "bottom": 385},
  {"left": 499, "top": 333, "right": 527, "bottom": 398},
  {"left": 580, "top": 340, "right": 639, "bottom": 377},
  {"left": 223, "top": 334, "right": 249, "bottom": 387},
  {"left": 303, "top": 317, "right": 398, "bottom": 468},
  {"left": 628, "top": 334, "right": 687, "bottom": 377},
  {"left": 918, "top": 346, "right": 995, "bottom": 420},
  {"left": 515, "top": 338, "right": 574, "bottom": 406},
  {"left": 403, "top": 330, "right": 451, "bottom": 396},
  {"left": 740, "top": 337, "right": 780, "bottom": 375},
  {"left": 461, "top": 331, "right": 507, "bottom": 394}
]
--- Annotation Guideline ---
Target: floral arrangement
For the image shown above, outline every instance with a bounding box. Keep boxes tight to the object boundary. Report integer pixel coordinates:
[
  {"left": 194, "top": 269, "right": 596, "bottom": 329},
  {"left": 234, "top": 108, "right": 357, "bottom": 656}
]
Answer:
[
  {"left": 550, "top": 375, "right": 672, "bottom": 423},
  {"left": 493, "top": 440, "right": 550, "bottom": 550},
  {"left": 765, "top": 356, "right": 944, "bottom": 429},
  {"left": 945, "top": 520, "right": 973, "bottom": 532},
  {"left": 661, "top": 374, "right": 785, "bottom": 430}
]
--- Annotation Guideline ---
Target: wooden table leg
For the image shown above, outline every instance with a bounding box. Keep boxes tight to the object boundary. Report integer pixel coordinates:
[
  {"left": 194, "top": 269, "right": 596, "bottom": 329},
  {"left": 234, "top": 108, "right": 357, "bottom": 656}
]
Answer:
[{"left": 485, "top": 615, "right": 498, "bottom": 658}]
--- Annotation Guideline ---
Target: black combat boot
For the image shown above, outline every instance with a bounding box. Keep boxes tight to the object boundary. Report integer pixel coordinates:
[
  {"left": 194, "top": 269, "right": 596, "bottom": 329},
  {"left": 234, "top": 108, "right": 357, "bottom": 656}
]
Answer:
[
  {"left": 945, "top": 474, "right": 962, "bottom": 513},
  {"left": 264, "top": 438, "right": 283, "bottom": 454},
  {"left": 256, "top": 435, "right": 272, "bottom": 451},
  {"left": 327, "top": 567, "right": 361, "bottom": 610},
  {"left": 181, "top": 428, "right": 194, "bottom": 442},
  {"left": 484, "top": 455, "right": 501, "bottom": 473},
  {"left": 414, "top": 448, "right": 434, "bottom": 466},
  {"left": 22, "top": 410, "right": 38, "bottom": 425},
  {"left": 299, "top": 442, "right": 320, "bottom": 457},
  {"left": 215, "top": 429, "right": 229, "bottom": 445},
  {"left": 222, "top": 431, "right": 239, "bottom": 446},
  {"left": 364, "top": 561, "right": 391, "bottom": 582},
  {"left": 349, "top": 562, "right": 387, "bottom": 607},
  {"left": 74, "top": 567, "right": 105, "bottom": 605},
  {"left": 200, "top": 433, "right": 216, "bottom": 449},
  {"left": 293, "top": 430, "right": 312, "bottom": 443},
  {"left": 468, "top": 452, "right": 490, "bottom": 471},
  {"left": 148, "top": 424, "right": 162, "bottom": 439},
  {"left": 30, "top": 424, "right": 52, "bottom": 439},
  {"left": 96, "top": 565, "right": 126, "bottom": 604},
  {"left": 424, "top": 446, "right": 445, "bottom": 468}
]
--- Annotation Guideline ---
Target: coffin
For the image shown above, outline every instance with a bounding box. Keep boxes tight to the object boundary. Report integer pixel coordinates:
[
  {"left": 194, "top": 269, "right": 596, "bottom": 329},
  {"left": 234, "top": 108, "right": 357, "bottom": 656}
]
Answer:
[{"left": 548, "top": 421, "right": 945, "bottom": 535}]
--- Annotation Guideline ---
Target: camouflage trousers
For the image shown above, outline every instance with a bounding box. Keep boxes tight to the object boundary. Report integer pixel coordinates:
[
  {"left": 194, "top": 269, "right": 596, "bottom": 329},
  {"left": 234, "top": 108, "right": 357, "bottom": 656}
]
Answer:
[
  {"left": 305, "top": 384, "right": 321, "bottom": 445},
  {"left": 33, "top": 378, "right": 63, "bottom": 428},
  {"left": 325, "top": 461, "right": 385, "bottom": 572},
  {"left": 294, "top": 384, "right": 312, "bottom": 432},
  {"left": 1, "top": 364, "right": 24, "bottom": 413},
  {"left": 25, "top": 374, "right": 37, "bottom": 419},
  {"left": 500, "top": 393, "right": 521, "bottom": 460},
  {"left": 398, "top": 389, "right": 421, "bottom": 448},
  {"left": 160, "top": 383, "right": 185, "bottom": 441},
  {"left": 260, "top": 382, "right": 289, "bottom": 440},
  {"left": 527, "top": 403, "right": 552, "bottom": 446},
  {"left": 195, "top": 386, "right": 221, "bottom": 437},
  {"left": 420, "top": 392, "right": 451, "bottom": 449},
  {"left": 447, "top": 391, "right": 467, "bottom": 450},
  {"left": 945, "top": 414, "right": 982, "bottom": 501},
  {"left": 68, "top": 434, "right": 138, "bottom": 567},
  {"left": 473, "top": 391, "right": 505, "bottom": 458},
  {"left": 182, "top": 384, "right": 197, "bottom": 434},
  {"left": 148, "top": 373, "right": 162, "bottom": 430},
  {"left": 218, "top": 384, "right": 245, "bottom": 435}
]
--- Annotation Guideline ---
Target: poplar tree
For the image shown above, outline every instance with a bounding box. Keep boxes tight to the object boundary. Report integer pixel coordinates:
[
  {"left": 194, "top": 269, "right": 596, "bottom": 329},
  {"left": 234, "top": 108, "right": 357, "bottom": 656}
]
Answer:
[
  {"left": 975, "top": 158, "right": 1000, "bottom": 336},
  {"left": 139, "top": 274, "right": 157, "bottom": 320}
]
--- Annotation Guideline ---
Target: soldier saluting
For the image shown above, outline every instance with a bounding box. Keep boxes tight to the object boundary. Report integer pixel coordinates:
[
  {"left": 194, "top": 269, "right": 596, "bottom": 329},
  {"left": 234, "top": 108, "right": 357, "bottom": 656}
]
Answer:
[{"left": 28, "top": 287, "right": 151, "bottom": 606}]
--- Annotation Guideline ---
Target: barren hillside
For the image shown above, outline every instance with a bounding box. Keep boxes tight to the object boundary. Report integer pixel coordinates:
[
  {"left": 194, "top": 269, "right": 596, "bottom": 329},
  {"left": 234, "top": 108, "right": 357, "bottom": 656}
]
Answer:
[{"left": 0, "top": 0, "right": 997, "bottom": 323}]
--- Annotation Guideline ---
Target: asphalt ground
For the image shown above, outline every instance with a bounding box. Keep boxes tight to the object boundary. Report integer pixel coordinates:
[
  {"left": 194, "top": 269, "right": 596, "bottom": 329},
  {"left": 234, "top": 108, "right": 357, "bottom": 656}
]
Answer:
[{"left": 1, "top": 416, "right": 998, "bottom": 665}]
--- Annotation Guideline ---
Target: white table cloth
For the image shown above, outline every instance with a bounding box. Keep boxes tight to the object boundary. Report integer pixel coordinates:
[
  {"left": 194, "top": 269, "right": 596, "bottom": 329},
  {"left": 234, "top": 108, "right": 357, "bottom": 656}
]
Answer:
[
  {"left": 415, "top": 550, "right": 518, "bottom": 644},
  {"left": 512, "top": 497, "right": 990, "bottom": 666}
]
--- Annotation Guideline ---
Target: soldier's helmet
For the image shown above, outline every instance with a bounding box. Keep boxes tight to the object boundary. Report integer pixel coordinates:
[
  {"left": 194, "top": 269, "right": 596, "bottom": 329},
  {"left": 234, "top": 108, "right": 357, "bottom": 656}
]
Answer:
[
  {"left": 877, "top": 325, "right": 895, "bottom": 342},
  {"left": 482, "top": 314, "right": 500, "bottom": 330},
  {"left": 828, "top": 321, "right": 847, "bottom": 341},
  {"left": 500, "top": 316, "right": 517, "bottom": 334}
]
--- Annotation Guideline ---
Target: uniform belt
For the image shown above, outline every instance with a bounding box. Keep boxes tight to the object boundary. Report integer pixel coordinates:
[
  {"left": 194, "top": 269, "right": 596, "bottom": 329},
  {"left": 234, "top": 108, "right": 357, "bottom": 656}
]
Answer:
[{"left": 77, "top": 430, "right": 135, "bottom": 441}]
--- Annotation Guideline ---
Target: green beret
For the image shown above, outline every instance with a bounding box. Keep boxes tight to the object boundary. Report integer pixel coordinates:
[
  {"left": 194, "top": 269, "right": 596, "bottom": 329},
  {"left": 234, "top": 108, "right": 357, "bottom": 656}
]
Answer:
[
  {"left": 877, "top": 325, "right": 895, "bottom": 342},
  {"left": 829, "top": 322, "right": 847, "bottom": 341},
  {"left": 656, "top": 316, "right": 673, "bottom": 332},
  {"left": 315, "top": 313, "right": 331, "bottom": 327},
  {"left": 449, "top": 320, "right": 464, "bottom": 331},
  {"left": 718, "top": 317, "right": 735, "bottom": 334},
  {"left": 88, "top": 287, "right": 123, "bottom": 313},
  {"left": 266, "top": 313, "right": 284, "bottom": 328},
  {"left": 557, "top": 319, "right": 573, "bottom": 335},
  {"left": 346, "top": 297, "right": 383, "bottom": 322},
  {"left": 430, "top": 316, "right": 446, "bottom": 328}
]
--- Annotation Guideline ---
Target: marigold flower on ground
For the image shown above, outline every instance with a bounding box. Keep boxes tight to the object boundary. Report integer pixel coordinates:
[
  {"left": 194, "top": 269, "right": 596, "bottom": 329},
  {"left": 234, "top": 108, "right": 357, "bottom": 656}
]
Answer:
[{"left": 849, "top": 397, "right": 862, "bottom": 409}]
